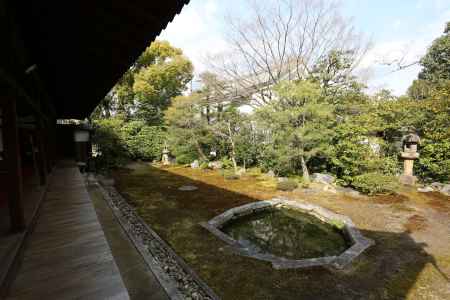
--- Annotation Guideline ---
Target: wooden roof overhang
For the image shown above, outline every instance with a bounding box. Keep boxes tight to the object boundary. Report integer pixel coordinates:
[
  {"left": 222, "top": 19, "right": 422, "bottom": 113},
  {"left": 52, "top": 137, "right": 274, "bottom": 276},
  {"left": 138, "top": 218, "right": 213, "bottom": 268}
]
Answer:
[{"left": 1, "top": 0, "right": 189, "bottom": 119}]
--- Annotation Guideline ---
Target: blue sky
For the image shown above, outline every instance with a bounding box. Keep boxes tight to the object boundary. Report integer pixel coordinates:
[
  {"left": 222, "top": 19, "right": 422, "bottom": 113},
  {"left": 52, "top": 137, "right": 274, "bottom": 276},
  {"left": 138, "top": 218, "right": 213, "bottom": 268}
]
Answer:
[{"left": 159, "top": 0, "right": 450, "bottom": 95}]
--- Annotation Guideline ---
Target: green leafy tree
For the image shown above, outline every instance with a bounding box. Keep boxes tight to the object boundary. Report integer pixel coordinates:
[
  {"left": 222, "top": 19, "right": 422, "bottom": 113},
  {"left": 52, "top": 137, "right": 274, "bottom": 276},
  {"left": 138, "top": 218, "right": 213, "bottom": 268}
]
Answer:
[
  {"left": 102, "top": 40, "right": 193, "bottom": 124},
  {"left": 310, "top": 50, "right": 360, "bottom": 98},
  {"left": 133, "top": 41, "right": 193, "bottom": 124},
  {"left": 407, "top": 79, "right": 432, "bottom": 100},
  {"left": 165, "top": 94, "right": 210, "bottom": 163},
  {"left": 256, "top": 80, "right": 335, "bottom": 180},
  {"left": 415, "top": 82, "right": 450, "bottom": 181},
  {"left": 419, "top": 22, "right": 450, "bottom": 83},
  {"left": 210, "top": 106, "right": 250, "bottom": 172}
]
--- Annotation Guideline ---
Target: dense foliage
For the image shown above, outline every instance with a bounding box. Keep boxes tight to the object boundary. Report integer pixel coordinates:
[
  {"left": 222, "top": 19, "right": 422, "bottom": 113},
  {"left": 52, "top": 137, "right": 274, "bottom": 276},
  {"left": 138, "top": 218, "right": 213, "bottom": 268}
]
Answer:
[
  {"left": 92, "top": 118, "right": 166, "bottom": 170},
  {"left": 92, "top": 24, "right": 450, "bottom": 194}
]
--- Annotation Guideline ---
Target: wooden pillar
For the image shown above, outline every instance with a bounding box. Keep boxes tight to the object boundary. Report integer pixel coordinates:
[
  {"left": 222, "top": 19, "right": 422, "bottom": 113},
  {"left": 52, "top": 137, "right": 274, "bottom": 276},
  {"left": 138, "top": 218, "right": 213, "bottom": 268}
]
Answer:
[
  {"left": 29, "top": 133, "right": 40, "bottom": 183},
  {"left": 45, "top": 120, "right": 54, "bottom": 172},
  {"left": 2, "top": 97, "right": 25, "bottom": 232},
  {"left": 36, "top": 128, "right": 47, "bottom": 186}
]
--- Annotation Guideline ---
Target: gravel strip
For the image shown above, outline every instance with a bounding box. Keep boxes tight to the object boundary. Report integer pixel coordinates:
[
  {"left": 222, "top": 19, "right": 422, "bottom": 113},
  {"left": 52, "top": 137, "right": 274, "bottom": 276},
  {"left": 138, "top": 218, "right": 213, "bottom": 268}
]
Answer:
[{"left": 92, "top": 177, "right": 219, "bottom": 300}]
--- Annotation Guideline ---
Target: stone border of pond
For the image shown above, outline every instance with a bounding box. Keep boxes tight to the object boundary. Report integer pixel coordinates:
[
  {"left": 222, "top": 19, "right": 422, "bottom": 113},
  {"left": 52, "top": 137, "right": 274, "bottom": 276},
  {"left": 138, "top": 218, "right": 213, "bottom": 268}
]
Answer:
[
  {"left": 91, "top": 176, "right": 220, "bottom": 300},
  {"left": 200, "top": 197, "right": 374, "bottom": 270}
]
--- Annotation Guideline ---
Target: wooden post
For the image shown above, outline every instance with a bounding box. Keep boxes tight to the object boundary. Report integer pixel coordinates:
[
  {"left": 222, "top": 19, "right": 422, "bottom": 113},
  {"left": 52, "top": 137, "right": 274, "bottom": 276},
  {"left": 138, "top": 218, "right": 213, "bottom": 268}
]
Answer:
[
  {"left": 45, "top": 120, "right": 54, "bottom": 172},
  {"left": 36, "top": 127, "right": 47, "bottom": 186},
  {"left": 3, "top": 97, "right": 25, "bottom": 232}
]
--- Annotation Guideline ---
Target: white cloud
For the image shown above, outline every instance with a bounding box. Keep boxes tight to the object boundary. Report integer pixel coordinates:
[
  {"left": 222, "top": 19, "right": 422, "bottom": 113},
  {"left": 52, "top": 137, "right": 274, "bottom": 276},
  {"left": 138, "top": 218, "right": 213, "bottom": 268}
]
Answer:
[
  {"left": 160, "top": 1, "right": 449, "bottom": 96},
  {"left": 360, "top": 9, "right": 450, "bottom": 95},
  {"left": 158, "top": 0, "right": 228, "bottom": 75}
]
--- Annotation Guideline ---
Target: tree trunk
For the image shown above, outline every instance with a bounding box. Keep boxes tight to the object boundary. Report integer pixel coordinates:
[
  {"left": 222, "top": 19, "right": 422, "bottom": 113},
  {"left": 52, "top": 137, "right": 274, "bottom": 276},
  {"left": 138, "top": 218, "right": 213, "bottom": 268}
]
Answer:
[
  {"left": 301, "top": 155, "right": 310, "bottom": 182},
  {"left": 194, "top": 139, "right": 208, "bottom": 161},
  {"left": 227, "top": 122, "right": 238, "bottom": 173}
]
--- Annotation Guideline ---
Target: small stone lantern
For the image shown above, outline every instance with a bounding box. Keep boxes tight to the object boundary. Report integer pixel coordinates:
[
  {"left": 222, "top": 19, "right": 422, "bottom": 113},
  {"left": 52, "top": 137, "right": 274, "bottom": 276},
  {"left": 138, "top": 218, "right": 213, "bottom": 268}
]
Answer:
[
  {"left": 161, "top": 145, "right": 170, "bottom": 166},
  {"left": 399, "top": 131, "right": 420, "bottom": 185}
]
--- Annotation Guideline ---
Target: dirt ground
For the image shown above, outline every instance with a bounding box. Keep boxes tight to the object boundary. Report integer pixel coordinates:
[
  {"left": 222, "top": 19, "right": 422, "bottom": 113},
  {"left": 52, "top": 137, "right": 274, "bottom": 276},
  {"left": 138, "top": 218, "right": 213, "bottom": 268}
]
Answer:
[{"left": 113, "top": 163, "right": 450, "bottom": 300}]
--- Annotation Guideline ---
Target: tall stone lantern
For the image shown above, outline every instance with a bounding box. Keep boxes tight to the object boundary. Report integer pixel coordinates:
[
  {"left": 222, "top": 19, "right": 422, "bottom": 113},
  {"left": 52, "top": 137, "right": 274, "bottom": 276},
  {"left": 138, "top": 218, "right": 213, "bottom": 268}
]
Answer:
[
  {"left": 161, "top": 144, "right": 170, "bottom": 166},
  {"left": 399, "top": 131, "right": 420, "bottom": 185}
]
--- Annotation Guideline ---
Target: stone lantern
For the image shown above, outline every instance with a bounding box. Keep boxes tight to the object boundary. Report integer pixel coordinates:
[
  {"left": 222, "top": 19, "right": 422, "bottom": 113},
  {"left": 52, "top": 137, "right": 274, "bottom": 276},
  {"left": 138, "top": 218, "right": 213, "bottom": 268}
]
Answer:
[
  {"left": 399, "top": 131, "right": 420, "bottom": 185},
  {"left": 161, "top": 144, "right": 170, "bottom": 166}
]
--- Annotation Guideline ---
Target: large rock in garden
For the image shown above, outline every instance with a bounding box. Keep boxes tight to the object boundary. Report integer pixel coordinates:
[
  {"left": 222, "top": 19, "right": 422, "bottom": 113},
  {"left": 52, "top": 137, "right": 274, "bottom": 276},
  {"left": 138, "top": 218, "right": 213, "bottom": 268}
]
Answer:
[
  {"left": 339, "top": 187, "right": 361, "bottom": 198},
  {"left": 441, "top": 184, "right": 450, "bottom": 196},
  {"left": 431, "top": 182, "right": 444, "bottom": 190},
  {"left": 418, "top": 186, "right": 434, "bottom": 193},
  {"left": 208, "top": 161, "right": 223, "bottom": 169},
  {"left": 236, "top": 168, "right": 246, "bottom": 176},
  {"left": 190, "top": 160, "right": 199, "bottom": 169},
  {"left": 322, "top": 184, "right": 337, "bottom": 193},
  {"left": 311, "top": 173, "right": 335, "bottom": 184},
  {"left": 266, "top": 170, "right": 276, "bottom": 177}
]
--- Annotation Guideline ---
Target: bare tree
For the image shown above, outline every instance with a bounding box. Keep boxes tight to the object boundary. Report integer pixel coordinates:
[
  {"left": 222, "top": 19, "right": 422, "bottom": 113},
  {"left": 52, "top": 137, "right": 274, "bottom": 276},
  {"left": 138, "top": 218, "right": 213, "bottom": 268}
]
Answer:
[{"left": 206, "top": 0, "right": 369, "bottom": 106}]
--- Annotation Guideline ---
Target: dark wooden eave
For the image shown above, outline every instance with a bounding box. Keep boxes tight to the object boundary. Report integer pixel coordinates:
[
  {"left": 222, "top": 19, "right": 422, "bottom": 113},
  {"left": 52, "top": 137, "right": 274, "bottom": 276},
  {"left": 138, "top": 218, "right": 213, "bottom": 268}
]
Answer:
[{"left": 6, "top": 0, "right": 189, "bottom": 119}]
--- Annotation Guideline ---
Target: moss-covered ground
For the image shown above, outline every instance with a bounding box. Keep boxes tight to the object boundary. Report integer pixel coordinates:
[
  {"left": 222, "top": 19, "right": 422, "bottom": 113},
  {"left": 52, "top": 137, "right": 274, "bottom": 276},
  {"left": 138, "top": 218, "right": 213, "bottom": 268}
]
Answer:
[{"left": 113, "top": 163, "right": 450, "bottom": 300}]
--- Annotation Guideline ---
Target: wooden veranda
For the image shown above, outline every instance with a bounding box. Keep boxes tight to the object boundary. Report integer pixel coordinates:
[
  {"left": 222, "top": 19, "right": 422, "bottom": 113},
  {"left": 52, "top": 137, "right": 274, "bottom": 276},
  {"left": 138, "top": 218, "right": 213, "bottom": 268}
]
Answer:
[{"left": 0, "top": 0, "right": 190, "bottom": 298}]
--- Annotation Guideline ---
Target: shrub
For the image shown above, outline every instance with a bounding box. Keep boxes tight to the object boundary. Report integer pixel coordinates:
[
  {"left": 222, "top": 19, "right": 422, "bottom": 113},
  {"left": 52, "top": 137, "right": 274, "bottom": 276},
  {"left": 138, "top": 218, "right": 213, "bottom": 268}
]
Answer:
[
  {"left": 122, "top": 122, "right": 165, "bottom": 161},
  {"left": 351, "top": 172, "right": 399, "bottom": 195},
  {"left": 200, "top": 162, "right": 209, "bottom": 169},
  {"left": 92, "top": 118, "right": 129, "bottom": 171},
  {"left": 220, "top": 157, "right": 234, "bottom": 169},
  {"left": 93, "top": 118, "right": 166, "bottom": 171},
  {"left": 276, "top": 180, "right": 299, "bottom": 191},
  {"left": 175, "top": 153, "right": 197, "bottom": 165}
]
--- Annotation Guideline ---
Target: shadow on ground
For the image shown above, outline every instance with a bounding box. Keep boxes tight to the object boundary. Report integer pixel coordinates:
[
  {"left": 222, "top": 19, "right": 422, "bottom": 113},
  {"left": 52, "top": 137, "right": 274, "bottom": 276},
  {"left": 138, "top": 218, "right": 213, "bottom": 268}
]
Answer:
[{"left": 113, "top": 165, "right": 449, "bottom": 300}]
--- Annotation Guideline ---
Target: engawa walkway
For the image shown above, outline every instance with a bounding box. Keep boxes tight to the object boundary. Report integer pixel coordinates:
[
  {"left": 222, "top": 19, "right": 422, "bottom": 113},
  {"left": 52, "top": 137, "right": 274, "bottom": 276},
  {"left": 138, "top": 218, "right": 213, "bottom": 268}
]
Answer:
[{"left": 6, "top": 161, "right": 129, "bottom": 300}]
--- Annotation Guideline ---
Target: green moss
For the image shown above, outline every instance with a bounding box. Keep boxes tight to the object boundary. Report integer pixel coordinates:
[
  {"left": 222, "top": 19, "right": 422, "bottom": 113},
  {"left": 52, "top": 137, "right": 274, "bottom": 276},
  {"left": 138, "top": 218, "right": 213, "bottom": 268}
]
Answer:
[
  {"left": 112, "top": 164, "right": 441, "bottom": 300},
  {"left": 330, "top": 219, "right": 345, "bottom": 230},
  {"left": 277, "top": 180, "right": 298, "bottom": 191}
]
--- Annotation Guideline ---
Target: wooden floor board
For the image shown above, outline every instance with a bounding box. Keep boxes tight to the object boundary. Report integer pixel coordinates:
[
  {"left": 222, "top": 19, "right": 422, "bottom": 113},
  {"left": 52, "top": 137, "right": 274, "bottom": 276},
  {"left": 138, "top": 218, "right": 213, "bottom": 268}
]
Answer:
[{"left": 7, "top": 162, "right": 129, "bottom": 299}]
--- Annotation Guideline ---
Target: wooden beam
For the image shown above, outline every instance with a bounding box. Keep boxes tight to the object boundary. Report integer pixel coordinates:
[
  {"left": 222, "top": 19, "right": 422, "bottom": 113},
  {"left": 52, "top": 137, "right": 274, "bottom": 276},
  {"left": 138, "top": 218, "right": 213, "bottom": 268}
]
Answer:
[{"left": 2, "top": 95, "right": 25, "bottom": 232}]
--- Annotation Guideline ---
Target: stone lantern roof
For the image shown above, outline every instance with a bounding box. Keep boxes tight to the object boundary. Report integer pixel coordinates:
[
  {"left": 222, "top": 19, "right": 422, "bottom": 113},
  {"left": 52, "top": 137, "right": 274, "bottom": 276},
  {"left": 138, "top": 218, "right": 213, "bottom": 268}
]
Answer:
[{"left": 402, "top": 133, "right": 421, "bottom": 145}]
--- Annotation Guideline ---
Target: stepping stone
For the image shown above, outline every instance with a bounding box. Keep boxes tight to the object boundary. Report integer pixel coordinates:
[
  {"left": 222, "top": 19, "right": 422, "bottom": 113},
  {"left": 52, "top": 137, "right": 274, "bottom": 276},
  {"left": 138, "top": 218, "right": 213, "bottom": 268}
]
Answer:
[{"left": 178, "top": 185, "right": 198, "bottom": 191}]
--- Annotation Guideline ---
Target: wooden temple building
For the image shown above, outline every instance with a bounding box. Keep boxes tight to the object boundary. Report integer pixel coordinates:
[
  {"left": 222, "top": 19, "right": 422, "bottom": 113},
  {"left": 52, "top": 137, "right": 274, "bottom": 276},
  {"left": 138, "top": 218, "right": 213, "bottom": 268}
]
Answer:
[{"left": 0, "top": 1, "right": 189, "bottom": 298}]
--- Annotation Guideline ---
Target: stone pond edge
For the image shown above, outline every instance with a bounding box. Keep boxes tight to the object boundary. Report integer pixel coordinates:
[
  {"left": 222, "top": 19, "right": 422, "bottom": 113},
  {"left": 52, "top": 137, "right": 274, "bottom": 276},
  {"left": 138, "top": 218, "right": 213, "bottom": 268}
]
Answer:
[{"left": 200, "top": 197, "right": 375, "bottom": 270}]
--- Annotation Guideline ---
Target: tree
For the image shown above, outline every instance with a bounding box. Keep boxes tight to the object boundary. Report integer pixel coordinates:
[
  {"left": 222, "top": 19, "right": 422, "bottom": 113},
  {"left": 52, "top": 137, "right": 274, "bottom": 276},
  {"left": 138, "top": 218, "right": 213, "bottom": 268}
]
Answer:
[
  {"left": 210, "top": 106, "right": 249, "bottom": 172},
  {"left": 418, "top": 22, "right": 450, "bottom": 83},
  {"left": 407, "top": 79, "right": 432, "bottom": 100},
  {"left": 133, "top": 41, "right": 193, "bottom": 123},
  {"left": 207, "top": 0, "right": 368, "bottom": 106},
  {"left": 99, "top": 40, "right": 193, "bottom": 124},
  {"left": 165, "top": 94, "right": 210, "bottom": 162},
  {"left": 256, "top": 80, "right": 334, "bottom": 180}
]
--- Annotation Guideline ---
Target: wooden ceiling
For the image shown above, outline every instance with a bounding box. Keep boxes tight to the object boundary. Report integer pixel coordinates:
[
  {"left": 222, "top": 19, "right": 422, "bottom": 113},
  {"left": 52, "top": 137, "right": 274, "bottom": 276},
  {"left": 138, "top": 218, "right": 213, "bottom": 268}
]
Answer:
[{"left": 9, "top": 0, "right": 189, "bottom": 119}]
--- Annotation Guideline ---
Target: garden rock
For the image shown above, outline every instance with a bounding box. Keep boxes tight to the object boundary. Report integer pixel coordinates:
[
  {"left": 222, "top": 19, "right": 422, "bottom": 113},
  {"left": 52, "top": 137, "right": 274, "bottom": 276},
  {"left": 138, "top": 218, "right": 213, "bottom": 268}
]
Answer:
[
  {"left": 236, "top": 168, "right": 246, "bottom": 176},
  {"left": 441, "top": 184, "right": 450, "bottom": 196},
  {"left": 277, "top": 177, "right": 288, "bottom": 182},
  {"left": 207, "top": 161, "right": 223, "bottom": 169},
  {"left": 311, "top": 173, "right": 335, "bottom": 184},
  {"left": 335, "top": 186, "right": 361, "bottom": 197},
  {"left": 322, "top": 184, "right": 337, "bottom": 194},
  {"left": 418, "top": 186, "right": 434, "bottom": 193},
  {"left": 430, "top": 182, "right": 444, "bottom": 190},
  {"left": 178, "top": 185, "right": 198, "bottom": 191},
  {"left": 266, "top": 170, "right": 275, "bottom": 177},
  {"left": 190, "top": 160, "right": 199, "bottom": 169}
]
